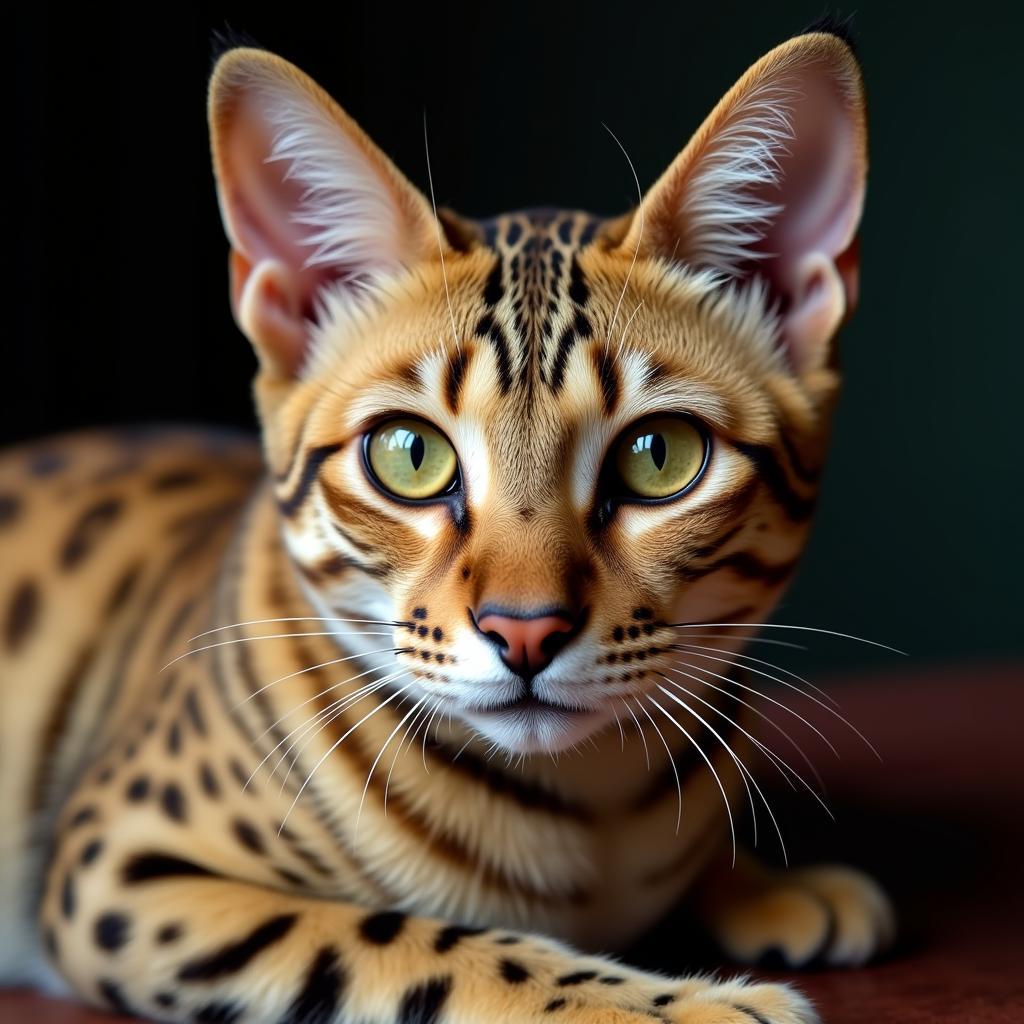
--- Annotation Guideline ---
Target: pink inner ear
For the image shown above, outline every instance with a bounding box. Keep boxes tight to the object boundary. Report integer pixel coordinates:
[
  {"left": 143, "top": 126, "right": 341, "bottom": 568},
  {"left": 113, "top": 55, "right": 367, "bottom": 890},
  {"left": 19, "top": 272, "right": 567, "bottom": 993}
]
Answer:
[
  {"left": 746, "top": 66, "right": 863, "bottom": 319},
  {"left": 224, "top": 94, "right": 350, "bottom": 325}
]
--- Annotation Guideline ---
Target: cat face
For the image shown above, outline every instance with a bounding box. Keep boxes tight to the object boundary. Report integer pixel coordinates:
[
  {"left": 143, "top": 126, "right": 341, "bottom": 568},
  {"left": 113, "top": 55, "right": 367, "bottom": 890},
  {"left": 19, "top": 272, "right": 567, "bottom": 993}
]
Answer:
[{"left": 208, "top": 34, "right": 865, "bottom": 753}]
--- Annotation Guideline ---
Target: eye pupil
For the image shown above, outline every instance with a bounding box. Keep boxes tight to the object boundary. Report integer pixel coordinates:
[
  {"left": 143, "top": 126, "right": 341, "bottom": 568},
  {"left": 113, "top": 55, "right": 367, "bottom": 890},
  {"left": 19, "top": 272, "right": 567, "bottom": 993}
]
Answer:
[
  {"left": 650, "top": 433, "right": 667, "bottom": 471},
  {"left": 409, "top": 434, "right": 425, "bottom": 471}
]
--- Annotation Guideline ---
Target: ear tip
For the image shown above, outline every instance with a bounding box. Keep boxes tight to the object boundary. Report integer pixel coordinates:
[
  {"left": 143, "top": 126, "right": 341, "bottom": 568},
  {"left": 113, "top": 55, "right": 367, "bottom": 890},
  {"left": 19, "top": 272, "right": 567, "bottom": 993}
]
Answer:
[{"left": 798, "top": 13, "right": 861, "bottom": 59}]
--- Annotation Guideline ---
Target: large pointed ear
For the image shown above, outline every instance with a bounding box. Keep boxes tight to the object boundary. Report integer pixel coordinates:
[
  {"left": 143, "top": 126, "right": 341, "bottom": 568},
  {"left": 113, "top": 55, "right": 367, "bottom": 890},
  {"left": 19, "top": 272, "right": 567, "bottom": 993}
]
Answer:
[
  {"left": 619, "top": 32, "right": 866, "bottom": 373},
  {"left": 208, "top": 48, "right": 445, "bottom": 378}
]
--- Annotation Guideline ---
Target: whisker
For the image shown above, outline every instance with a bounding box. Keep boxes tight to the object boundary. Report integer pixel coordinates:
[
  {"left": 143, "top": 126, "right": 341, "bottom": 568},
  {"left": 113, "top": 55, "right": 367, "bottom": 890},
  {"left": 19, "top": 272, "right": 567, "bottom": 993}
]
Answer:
[
  {"left": 661, "top": 662, "right": 829, "bottom": 797},
  {"left": 669, "top": 632, "right": 807, "bottom": 651},
  {"left": 423, "top": 111, "right": 460, "bottom": 355},
  {"left": 668, "top": 621, "right": 906, "bottom": 656},
  {"left": 669, "top": 655, "right": 840, "bottom": 758},
  {"left": 633, "top": 697, "right": 683, "bottom": 834},
  {"left": 615, "top": 300, "right": 645, "bottom": 361},
  {"left": 384, "top": 696, "right": 435, "bottom": 810},
  {"left": 655, "top": 684, "right": 787, "bottom": 865},
  {"left": 369, "top": 695, "right": 428, "bottom": 828},
  {"left": 161, "top": 631, "right": 395, "bottom": 671},
  {"left": 187, "top": 617, "right": 405, "bottom": 643},
  {"left": 420, "top": 697, "right": 445, "bottom": 774},
  {"left": 602, "top": 122, "right": 644, "bottom": 354},
  {"left": 658, "top": 672, "right": 833, "bottom": 822},
  {"left": 612, "top": 705, "right": 626, "bottom": 752},
  {"left": 646, "top": 694, "right": 737, "bottom": 867},
  {"left": 670, "top": 646, "right": 880, "bottom": 760},
  {"left": 278, "top": 682, "right": 415, "bottom": 835},
  {"left": 274, "top": 672, "right": 411, "bottom": 793},
  {"left": 236, "top": 645, "right": 406, "bottom": 710},
  {"left": 672, "top": 640, "right": 838, "bottom": 708},
  {"left": 621, "top": 698, "right": 651, "bottom": 770}
]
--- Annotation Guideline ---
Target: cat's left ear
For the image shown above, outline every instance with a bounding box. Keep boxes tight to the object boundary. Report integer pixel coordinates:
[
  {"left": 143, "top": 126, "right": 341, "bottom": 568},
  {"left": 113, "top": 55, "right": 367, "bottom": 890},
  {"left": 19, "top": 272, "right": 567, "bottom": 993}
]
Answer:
[
  {"left": 617, "top": 31, "right": 866, "bottom": 373},
  {"left": 208, "top": 48, "right": 445, "bottom": 379}
]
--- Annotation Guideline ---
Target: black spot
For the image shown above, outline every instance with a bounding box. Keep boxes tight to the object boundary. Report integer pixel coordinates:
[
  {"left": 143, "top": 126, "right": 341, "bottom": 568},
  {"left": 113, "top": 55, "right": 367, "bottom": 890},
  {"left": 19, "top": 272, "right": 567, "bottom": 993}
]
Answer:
[
  {"left": 633, "top": 608, "right": 653, "bottom": 620},
  {"left": 627, "top": 625, "right": 640, "bottom": 639},
  {"left": 506, "top": 221, "right": 522, "bottom": 246},
  {"left": 98, "top": 978, "right": 133, "bottom": 1015},
  {"left": 80, "top": 839, "right": 104, "bottom": 866},
  {"left": 652, "top": 993, "right": 676, "bottom": 1006},
  {"left": 279, "top": 945, "right": 347, "bottom": 1024},
  {"left": 412, "top": 607, "right": 428, "bottom": 620},
  {"left": 229, "top": 758, "right": 251, "bottom": 790},
  {"left": 495, "top": 935, "right": 521, "bottom": 945},
  {"left": 178, "top": 914, "right": 299, "bottom": 981},
  {"left": 568, "top": 254, "right": 589, "bottom": 304},
  {"left": 60, "top": 497, "right": 123, "bottom": 570},
  {"left": 156, "top": 923, "right": 183, "bottom": 944},
  {"left": 166, "top": 720, "right": 182, "bottom": 755},
  {"left": 359, "top": 910, "right": 406, "bottom": 945},
  {"left": 160, "top": 782, "right": 186, "bottom": 822},
  {"left": 483, "top": 259, "right": 504, "bottom": 306},
  {"left": 600, "top": 975, "right": 625, "bottom": 985},
  {"left": 154, "top": 992, "right": 176, "bottom": 1008},
  {"left": 123, "top": 740, "right": 137, "bottom": 760},
  {"left": 126, "top": 775, "right": 150, "bottom": 801},
  {"left": 0, "top": 492, "right": 22, "bottom": 527},
  {"left": 417, "top": 625, "right": 429, "bottom": 637},
  {"left": 199, "top": 762, "right": 221, "bottom": 798},
  {"left": 557, "top": 970, "right": 597, "bottom": 986},
  {"left": 545, "top": 997, "right": 567, "bottom": 1012},
  {"left": 432, "top": 627, "right": 443, "bottom": 642},
  {"left": 68, "top": 806, "right": 98, "bottom": 828},
  {"left": 60, "top": 873, "right": 75, "bottom": 919},
  {"left": 499, "top": 959, "right": 531, "bottom": 984},
  {"left": 397, "top": 976, "right": 452, "bottom": 1024},
  {"left": 194, "top": 1001, "right": 245, "bottom": 1023},
  {"left": 434, "top": 924, "right": 487, "bottom": 953},
  {"left": 276, "top": 867, "right": 305, "bottom": 886},
  {"left": 94, "top": 912, "right": 131, "bottom": 952},
  {"left": 5, "top": 578, "right": 40, "bottom": 652},
  {"left": 612, "top": 626, "right": 624, "bottom": 642},
  {"left": 123, "top": 853, "right": 214, "bottom": 884},
  {"left": 460, "top": 566, "right": 471, "bottom": 580},
  {"left": 643, "top": 623, "right": 655, "bottom": 635},
  {"left": 232, "top": 819, "right": 265, "bottom": 854},
  {"left": 183, "top": 689, "right": 207, "bottom": 736}
]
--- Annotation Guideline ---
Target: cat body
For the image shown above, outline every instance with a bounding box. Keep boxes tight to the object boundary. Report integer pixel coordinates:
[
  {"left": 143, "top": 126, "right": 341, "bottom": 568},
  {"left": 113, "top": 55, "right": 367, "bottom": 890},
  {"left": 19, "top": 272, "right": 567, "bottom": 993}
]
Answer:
[{"left": 0, "top": 28, "right": 893, "bottom": 1023}]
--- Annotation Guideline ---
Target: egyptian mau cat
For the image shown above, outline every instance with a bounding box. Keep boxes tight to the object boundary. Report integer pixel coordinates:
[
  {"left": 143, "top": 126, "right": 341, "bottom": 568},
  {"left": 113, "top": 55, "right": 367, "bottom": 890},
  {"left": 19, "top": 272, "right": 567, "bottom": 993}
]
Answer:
[{"left": 0, "top": 27, "right": 894, "bottom": 1023}]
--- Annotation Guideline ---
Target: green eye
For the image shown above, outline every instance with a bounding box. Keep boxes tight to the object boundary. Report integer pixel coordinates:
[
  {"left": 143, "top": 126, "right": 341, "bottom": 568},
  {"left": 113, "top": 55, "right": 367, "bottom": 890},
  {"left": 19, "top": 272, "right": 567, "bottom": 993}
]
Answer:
[
  {"left": 613, "top": 416, "right": 707, "bottom": 499},
  {"left": 365, "top": 418, "right": 458, "bottom": 500}
]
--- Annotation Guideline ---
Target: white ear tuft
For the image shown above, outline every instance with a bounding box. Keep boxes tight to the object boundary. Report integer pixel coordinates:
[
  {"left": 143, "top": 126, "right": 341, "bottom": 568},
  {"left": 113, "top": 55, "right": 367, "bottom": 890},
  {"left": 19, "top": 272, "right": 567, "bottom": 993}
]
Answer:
[
  {"left": 621, "top": 33, "right": 867, "bottom": 374},
  {"left": 209, "top": 48, "right": 441, "bottom": 378}
]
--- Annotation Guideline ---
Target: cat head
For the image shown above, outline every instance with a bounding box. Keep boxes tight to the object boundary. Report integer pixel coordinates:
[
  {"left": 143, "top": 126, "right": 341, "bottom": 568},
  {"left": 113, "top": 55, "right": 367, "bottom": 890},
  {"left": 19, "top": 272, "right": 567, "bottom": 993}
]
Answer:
[{"left": 208, "top": 31, "right": 865, "bottom": 754}]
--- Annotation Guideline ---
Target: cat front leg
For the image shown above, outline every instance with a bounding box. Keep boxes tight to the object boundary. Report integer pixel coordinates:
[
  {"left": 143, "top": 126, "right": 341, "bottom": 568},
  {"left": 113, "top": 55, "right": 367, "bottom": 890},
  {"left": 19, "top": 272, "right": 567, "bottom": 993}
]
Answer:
[{"left": 41, "top": 848, "right": 817, "bottom": 1023}]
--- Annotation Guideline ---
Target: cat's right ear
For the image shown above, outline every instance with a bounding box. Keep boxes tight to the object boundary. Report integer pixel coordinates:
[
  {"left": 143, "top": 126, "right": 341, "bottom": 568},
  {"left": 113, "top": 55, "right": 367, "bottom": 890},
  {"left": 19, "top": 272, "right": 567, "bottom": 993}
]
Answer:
[{"left": 208, "top": 48, "right": 445, "bottom": 379}]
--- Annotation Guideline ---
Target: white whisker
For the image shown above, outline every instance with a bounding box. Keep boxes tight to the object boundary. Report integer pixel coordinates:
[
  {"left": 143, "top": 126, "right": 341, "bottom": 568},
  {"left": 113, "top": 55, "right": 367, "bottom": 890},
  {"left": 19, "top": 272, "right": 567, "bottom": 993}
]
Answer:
[
  {"left": 646, "top": 694, "right": 737, "bottom": 867},
  {"left": 187, "top": 617, "right": 403, "bottom": 643},
  {"left": 633, "top": 697, "right": 683, "bottom": 834},
  {"left": 423, "top": 111, "right": 460, "bottom": 354},
  {"left": 161, "top": 631, "right": 394, "bottom": 672},
  {"left": 621, "top": 698, "right": 651, "bottom": 770},
  {"left": 668, "top": 621, "right": 906, "bottom": 656}
]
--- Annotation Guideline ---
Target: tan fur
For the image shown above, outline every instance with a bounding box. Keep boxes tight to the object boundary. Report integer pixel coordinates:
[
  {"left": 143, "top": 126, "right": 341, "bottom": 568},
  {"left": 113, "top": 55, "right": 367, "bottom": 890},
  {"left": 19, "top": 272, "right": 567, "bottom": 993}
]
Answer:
[{"left": 1, "top": 29, "right": 891, "bottom": 1023}]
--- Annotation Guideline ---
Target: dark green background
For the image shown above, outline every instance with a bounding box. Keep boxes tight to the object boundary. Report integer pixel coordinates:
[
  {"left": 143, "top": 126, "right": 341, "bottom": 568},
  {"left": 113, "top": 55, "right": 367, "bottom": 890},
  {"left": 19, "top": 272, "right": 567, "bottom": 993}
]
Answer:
[{"left": 11, "top": 3, "right": 1023, "bottom": 674}]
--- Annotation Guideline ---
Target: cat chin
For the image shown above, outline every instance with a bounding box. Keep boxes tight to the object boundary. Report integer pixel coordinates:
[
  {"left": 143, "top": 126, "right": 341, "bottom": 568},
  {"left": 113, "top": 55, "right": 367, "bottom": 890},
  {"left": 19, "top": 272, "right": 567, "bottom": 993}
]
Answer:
[{"left": 458, "top": 703, "right": 615, "bottom": 755}]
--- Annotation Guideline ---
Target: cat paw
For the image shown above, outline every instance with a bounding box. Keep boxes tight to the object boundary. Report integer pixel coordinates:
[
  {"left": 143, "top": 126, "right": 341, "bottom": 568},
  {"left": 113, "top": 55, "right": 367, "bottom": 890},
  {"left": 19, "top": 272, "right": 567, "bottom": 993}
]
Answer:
[
  {"left": 705, "top": 860, "right": 895, "bottom": 967},
  {"left": 658, "top": 978, "right": 818, "bottom": 1024}
]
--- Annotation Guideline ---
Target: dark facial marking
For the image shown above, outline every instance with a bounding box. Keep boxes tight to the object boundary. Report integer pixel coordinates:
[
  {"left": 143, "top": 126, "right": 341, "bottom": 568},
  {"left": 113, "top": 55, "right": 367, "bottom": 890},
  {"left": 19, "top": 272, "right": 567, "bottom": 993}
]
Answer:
[
  {"left": 151, "top": 468, "right": 205, "bottom": 491},
  {"left": 156, "top": 923, "right": 184, "bottom": 944},
  {"left": 557, "top": 970, "right": 598, "bottom": 986},
  {"left": 0, "top": 492, "right": 22, "bottom": 527},
  {"left": 177, "top": 914, "right": 299, "bottom": 981},
  {"left": 445, "top": 346, "right": 472, "bottom": 415},
  {"left": 475, "top": 312, "right": 514, "bottom": 393},
  {"left": 412, "top": 607, "right": 428, "bottom": 620},
  {"left": 97, "top": 979, "right": 134, "bottom": 1015},
  {"left": 592, "top": 347, "right": 619, "bottom": 414},
  {"left": 199, "top": 762, "right": 221, "bottom": 798},
  {"left": 545, "top": 997, "right": 568, "bottom": 1012},
  {"left": 232, "top": 819, "right": 265, "bottom": 855},
  {"left": 126, "top": 776, "right": 150, "bottom": 802},
  {"left": 278, "top": 443, "right": 344, "bottom": 518},
  {"left": 60, "top": 873, "right": 75, "bottom": 919},
  {"left": 68, "top": 806, "right": 98, "bottom": 828},
  {"left": 123, "top": 853, "right": 214, "bottom": 884},
  {"left": 80, "top": 839, "right": 104, "bottom": 866},
  {"left": 154, "top": 993, "right": 177, "bottom": 1009},
  {"left": 194, "top": 1001, "right": 245, "bottom": 1023}
]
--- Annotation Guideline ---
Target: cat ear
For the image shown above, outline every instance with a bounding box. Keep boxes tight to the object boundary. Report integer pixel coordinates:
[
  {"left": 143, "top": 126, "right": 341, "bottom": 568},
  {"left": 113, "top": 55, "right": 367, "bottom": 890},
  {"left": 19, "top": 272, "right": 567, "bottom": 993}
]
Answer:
[
  {"left": 208, "top": 48, "right": 445, "bottom": 378},
  {"left": 618, "top": 32, "right": 866, "bottom": 373}
]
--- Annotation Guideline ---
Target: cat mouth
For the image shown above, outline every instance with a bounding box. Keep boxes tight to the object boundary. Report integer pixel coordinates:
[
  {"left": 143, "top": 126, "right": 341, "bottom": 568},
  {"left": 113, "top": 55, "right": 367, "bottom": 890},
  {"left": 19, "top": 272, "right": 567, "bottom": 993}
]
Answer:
[{"left": 466, "top": 694, "right": 594, "bottom": 717}]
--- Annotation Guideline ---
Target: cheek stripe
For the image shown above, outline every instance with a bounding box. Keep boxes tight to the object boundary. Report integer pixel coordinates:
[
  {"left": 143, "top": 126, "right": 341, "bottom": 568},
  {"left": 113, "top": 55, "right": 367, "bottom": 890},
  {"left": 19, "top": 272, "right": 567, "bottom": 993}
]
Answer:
[{"left": 277, "top": 444, "right": 344, "bottom": 518}]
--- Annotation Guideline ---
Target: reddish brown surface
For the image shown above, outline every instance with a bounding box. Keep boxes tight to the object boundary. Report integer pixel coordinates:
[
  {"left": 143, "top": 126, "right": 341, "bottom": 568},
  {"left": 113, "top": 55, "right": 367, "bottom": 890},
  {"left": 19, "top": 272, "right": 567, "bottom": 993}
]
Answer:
[{"left": 3, "top": 663, "right": 1022, "bottom": 1023}]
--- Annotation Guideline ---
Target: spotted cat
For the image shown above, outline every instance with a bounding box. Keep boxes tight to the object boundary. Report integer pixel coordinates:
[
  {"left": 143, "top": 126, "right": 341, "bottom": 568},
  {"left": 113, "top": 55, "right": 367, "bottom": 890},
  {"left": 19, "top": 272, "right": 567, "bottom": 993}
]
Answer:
[{"left": 0, "top": 27, "right": 894, "bottom": 1024}]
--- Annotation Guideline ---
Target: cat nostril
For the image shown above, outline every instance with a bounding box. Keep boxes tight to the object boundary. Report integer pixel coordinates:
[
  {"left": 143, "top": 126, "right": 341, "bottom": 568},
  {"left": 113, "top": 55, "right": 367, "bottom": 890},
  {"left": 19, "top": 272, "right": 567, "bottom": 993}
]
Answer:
[{"left": 472, "top": 608, "right": 581, "bottom": 680}]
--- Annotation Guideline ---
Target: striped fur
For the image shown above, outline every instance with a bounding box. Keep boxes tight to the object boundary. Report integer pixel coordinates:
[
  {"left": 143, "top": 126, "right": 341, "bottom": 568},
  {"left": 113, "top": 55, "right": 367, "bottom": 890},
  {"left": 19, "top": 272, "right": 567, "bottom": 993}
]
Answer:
[{"left": 0, "top": 28, "right": 893, "bottom": 1024}]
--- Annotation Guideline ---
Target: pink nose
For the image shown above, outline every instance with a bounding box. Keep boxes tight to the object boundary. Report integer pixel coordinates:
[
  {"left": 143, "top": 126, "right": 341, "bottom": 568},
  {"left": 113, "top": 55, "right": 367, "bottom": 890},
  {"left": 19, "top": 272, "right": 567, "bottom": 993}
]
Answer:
[{"left": 475, "top": 611, "right": 577, "bottom": 678}]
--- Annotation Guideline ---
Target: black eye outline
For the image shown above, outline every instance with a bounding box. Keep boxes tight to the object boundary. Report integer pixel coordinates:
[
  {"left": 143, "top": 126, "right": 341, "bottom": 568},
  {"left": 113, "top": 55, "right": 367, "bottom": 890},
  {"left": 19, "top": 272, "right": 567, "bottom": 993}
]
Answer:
[
  {"left": 595, "top": 412, "right": 712, "bottom": 516},
  {"left": 360, "top": 415, "right": 463, "bottom": 507}
]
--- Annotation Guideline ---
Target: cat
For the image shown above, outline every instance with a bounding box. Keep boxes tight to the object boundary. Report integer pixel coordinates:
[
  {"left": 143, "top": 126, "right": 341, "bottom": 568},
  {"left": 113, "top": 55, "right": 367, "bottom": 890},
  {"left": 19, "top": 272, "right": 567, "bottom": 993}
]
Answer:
[{"left": 0, "top": 25, "right": 893, "bottom": 1023}]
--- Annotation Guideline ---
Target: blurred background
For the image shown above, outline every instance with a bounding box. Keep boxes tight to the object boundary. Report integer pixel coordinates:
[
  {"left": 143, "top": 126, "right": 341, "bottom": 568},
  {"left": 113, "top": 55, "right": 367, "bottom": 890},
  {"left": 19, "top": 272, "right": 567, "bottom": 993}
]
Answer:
[{"left": 10, "top": 2, "right": 1022, "bottom": 675}]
